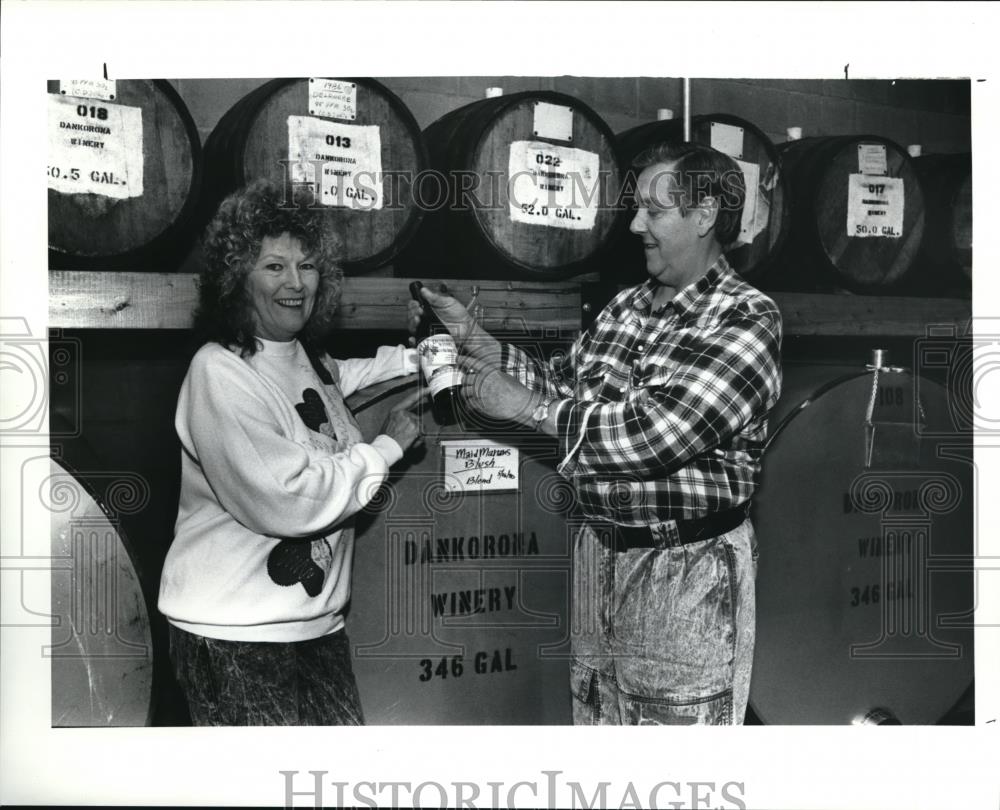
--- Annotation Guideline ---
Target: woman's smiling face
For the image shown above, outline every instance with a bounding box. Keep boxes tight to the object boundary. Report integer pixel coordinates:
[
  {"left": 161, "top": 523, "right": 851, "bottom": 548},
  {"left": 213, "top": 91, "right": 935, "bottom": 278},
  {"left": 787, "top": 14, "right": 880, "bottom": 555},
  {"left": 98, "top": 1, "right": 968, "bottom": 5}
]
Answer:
[{"left": 247, "top": 232, "right": 319, "bottom": 341}]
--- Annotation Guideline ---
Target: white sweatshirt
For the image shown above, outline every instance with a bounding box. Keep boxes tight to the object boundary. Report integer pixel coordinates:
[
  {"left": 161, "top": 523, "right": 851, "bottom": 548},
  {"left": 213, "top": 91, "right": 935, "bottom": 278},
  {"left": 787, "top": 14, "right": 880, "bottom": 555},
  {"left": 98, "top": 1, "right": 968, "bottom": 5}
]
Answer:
[{"left": 158, "top": 338, "right": 417, "bottom": 642}]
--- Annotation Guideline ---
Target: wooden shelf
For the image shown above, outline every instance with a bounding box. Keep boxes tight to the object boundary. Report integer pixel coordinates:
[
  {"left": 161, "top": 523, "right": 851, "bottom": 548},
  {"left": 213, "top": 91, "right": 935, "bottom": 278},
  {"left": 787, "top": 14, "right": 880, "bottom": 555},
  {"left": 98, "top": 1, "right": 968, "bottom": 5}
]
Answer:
[
  {"left": 768, "top": 291, "right": 971, "bottom": 337},
  {"left": 48, "top": 271, "right": 583, "bottom": 332},
  {"left": 48, "top": 270, "right": 971, "bottom": 338}
]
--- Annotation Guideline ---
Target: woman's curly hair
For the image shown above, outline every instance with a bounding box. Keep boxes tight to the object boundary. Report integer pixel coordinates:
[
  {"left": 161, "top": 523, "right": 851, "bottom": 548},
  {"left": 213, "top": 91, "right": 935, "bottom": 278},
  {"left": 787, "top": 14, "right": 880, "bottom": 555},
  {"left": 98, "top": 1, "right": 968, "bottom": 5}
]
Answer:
[{"left": 194, "top": 180, "right": 343, "bottom": 356}]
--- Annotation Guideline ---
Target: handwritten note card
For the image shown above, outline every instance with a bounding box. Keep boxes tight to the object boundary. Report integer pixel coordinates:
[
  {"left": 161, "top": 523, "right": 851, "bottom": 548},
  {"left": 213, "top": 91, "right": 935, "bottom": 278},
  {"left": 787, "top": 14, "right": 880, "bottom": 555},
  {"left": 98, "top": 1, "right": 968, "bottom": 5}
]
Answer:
[{"left": 440, "top": 440, "right": 520, "bottom": 494}]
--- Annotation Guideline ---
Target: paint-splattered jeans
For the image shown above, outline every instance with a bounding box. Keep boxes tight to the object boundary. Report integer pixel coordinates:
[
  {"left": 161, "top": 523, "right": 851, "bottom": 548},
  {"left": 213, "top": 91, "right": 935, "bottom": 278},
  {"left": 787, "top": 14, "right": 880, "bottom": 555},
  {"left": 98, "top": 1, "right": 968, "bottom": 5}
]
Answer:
[
  {"left": 570, "top": 518, "right": 758, "bottom": 725},
  {"left": 168, "top": 625, "right": 364, "bottom": 726}
]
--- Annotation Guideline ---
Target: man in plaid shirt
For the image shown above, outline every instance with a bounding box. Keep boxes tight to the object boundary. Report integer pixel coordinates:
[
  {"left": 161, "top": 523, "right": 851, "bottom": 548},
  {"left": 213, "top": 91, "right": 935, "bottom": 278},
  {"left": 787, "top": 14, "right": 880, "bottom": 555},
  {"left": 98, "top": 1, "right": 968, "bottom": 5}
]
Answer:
[{"left": 411, "top": 142, "right": 783, "bottom": 725}]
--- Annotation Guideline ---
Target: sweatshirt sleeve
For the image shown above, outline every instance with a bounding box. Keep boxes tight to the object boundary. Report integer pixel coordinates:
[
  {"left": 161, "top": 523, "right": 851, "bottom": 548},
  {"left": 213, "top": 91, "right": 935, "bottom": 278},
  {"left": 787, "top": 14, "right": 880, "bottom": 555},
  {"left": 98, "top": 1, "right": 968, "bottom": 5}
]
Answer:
[
  {"left": 332, "top": 345, "right": 418, "bottom": 398},
  {"left": 177, "top": 346, "right": 396, "bottom": 539}
]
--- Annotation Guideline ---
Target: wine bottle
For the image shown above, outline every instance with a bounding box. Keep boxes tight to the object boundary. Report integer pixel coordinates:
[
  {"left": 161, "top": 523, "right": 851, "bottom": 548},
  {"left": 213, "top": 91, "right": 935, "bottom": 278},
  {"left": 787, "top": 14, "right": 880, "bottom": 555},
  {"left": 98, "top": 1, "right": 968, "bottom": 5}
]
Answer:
[{"left": 410, "top": 281, "right": 461, "bottom": 426}]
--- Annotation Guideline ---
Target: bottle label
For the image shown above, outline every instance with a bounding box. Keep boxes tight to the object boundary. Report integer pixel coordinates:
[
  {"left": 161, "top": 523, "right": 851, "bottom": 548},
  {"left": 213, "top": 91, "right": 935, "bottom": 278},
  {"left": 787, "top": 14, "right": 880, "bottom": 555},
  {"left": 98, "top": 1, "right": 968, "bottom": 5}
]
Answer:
[{"left": 417, "top": 334, "right": 462, "bottom": 397}]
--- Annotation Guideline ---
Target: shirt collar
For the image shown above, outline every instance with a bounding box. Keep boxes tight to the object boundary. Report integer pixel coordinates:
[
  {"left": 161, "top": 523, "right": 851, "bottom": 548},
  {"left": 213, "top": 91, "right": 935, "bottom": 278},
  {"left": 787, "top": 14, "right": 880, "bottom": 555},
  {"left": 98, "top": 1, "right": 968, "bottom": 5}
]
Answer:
[
  {"left": 629, "top": 255, "right": 734, "bottom": 318},
  {"left": 255, "top": 336, "right": 301, "bottom": 357}
]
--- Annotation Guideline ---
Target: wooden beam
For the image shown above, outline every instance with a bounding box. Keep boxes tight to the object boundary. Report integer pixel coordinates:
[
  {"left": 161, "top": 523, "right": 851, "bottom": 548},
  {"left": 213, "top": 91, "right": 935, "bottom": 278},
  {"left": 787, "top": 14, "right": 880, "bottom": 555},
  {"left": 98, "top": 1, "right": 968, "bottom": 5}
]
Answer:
[
  {"left": 48, "top": 272, "right": 584, "bottom": 332},
  {"left": 48, "top": 270, "right": 971, "bottom": 337}
]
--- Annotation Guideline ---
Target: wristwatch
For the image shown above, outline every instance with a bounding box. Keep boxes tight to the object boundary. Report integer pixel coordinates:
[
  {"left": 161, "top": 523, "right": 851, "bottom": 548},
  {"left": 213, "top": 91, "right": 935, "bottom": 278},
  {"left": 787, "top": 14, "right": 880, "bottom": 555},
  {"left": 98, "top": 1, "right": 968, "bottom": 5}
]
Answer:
[{"left": 531, "top": 396, "right": 556, "bottom": 428}]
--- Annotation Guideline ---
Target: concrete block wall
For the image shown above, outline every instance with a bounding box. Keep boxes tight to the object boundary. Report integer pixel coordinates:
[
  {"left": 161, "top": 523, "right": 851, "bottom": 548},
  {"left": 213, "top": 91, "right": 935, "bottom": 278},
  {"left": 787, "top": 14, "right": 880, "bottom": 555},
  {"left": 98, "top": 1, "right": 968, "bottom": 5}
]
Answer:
[{"left": 171, "top": 76, "right": 971, "bottom": 156}]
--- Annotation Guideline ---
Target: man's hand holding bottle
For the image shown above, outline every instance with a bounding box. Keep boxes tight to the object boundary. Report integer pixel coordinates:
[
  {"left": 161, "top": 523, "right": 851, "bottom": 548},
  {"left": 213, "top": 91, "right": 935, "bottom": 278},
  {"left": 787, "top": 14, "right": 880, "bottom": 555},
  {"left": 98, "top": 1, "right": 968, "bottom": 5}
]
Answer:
[{"left": 407, "top": 282, "right": 540, "bottom": 427}]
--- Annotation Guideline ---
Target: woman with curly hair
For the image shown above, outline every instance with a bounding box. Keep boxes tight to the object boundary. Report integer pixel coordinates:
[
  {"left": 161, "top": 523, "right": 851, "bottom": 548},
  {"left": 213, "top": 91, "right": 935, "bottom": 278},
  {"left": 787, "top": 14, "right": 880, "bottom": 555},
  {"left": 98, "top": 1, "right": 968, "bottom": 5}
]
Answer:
[{"left": 158, "top": 180, "right": 423, "bottom": 725}]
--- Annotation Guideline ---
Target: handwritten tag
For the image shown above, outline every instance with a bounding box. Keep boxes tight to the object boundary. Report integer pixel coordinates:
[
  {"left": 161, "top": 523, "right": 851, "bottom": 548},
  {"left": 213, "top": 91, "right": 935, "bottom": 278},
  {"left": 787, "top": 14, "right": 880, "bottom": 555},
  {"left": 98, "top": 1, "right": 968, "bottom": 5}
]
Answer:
[
  {"left": 60, "top": 79, "right": 116, "bottom": 101},
  {"left": 857, "top": 143, "right": 888, "bottom": 176},
  {"left": 309, "top": 78, "right": 357, "bottom": 120},
  {"left": 441, "top": 440, "right": 519, "bottom": 493}
]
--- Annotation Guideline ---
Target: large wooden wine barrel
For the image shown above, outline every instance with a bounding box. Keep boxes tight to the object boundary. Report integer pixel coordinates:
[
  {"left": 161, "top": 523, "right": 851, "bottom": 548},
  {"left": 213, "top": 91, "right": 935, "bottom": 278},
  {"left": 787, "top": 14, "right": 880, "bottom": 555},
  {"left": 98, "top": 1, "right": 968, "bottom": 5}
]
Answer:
[
  {"left": 749, "top": 360, "right": 973, "bottom": 724},
  {"left": 614, "top": 113, "right": 789, "bottom": 284},
  {"left": 399, "top": 91, "right": 625, "bottom": 280},
  {"left": 47, "top": 457, "right": 155, "bottom": 726},
  {"left": 202, "top": 78, "right": 427, "bottom": 273},
  {"left": 912, "top": 153, "right": 972, "bottom": 292},
  {"left": 766, "top": 136, "right": 926, "bottom": 292},
  {"left": 346, "top": 377, "right": 574, "bottom": 724},
  {"left": 47, "top": 79, "right": 202, "bottom": 269}
]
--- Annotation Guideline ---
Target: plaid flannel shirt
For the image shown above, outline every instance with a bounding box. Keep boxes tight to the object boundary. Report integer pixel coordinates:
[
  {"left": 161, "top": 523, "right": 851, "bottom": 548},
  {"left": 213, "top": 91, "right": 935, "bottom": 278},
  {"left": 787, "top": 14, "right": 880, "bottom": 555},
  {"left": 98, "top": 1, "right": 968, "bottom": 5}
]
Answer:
[{"left": 501, "top": 256, "right": 783, "bottom": 524}]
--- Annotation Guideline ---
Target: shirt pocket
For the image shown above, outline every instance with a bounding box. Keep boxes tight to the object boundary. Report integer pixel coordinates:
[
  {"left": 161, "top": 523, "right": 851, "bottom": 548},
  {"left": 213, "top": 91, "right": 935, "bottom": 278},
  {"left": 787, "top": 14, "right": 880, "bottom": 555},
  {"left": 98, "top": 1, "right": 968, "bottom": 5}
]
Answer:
[
  {"left": 630, "top": 358, "right": 677, "bottom": 395},
  {"left": 629, "top": 316, "right": 722, "bottom": 392},
  {"left": 574, "top": 361, "right": 618, "bottom": 402}
]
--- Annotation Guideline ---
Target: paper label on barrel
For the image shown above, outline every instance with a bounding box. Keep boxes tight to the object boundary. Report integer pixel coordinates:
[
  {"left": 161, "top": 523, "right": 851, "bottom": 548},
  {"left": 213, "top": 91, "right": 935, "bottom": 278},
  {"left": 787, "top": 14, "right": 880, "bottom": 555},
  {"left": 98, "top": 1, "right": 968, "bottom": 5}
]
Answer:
[
  {"left": 710, "top": 121, "right": 744, "bottom": 159},
  {"left": 857, "top": 143, "right": 888, "bottom": 176},
  {"left": 734, "top": 158, "right": 761, "bottom": 246},
  {"left": 47, "top": 95, "right": 144, "bottom": 198},
  {"left": 440, "top": 440, "right": 520, "bottom": 493},
  {"left": 308, "top": 78, "right": 357, "bottom": 120},
  {"left": 59, "top": 79, "right": 116, "bottom": 101},
  {"left": 846, "top": 174, "right": 904, "bottom": 238},
  {"left": 507, "top": 141, "right": 599, "bottom": 230},
  {"left": 287, "top": 116, "right": 383, "bottom": 209}
]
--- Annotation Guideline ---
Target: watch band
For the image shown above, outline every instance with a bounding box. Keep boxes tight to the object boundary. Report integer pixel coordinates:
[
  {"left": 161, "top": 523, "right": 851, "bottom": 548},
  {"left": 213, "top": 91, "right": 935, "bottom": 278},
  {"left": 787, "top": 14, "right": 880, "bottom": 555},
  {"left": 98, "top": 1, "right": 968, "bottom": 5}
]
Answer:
[{"left": 531, "top": 396, "right": 556, "bottom": 427}]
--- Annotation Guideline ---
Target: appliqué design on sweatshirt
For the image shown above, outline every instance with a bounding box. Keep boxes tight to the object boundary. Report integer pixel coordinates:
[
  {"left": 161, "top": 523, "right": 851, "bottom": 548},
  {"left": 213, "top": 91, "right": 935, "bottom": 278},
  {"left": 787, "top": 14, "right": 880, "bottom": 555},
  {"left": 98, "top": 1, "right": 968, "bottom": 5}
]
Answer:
[
  {"left": 266, "top": 537, "right": 333, "bottom": 597},
  {"left": 294, "top": 387, "right": 337, "bottom": 441}
]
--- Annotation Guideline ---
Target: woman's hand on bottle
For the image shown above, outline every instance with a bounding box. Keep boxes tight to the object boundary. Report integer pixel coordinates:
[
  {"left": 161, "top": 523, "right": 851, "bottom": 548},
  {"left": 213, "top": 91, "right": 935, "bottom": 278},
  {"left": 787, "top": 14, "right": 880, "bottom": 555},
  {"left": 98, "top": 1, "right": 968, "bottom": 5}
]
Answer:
[{"left": 379, "top": 389, "right": 427, "bottom": 452}]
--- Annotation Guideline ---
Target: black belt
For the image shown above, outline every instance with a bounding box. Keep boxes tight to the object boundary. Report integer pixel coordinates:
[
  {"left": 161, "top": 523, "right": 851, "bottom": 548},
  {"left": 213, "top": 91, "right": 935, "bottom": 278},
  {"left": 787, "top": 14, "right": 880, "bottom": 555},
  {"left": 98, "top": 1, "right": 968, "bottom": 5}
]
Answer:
[{"left": 603, "top": 504, "right": 750, "bottom": 550}]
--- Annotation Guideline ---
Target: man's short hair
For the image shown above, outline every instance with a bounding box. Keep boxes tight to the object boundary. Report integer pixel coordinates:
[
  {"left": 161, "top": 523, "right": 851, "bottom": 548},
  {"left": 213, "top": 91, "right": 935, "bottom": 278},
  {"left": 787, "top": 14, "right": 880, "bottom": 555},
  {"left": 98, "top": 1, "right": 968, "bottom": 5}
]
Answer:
[{"left": 632, "top": 142, "right": 746, "bottom": 247}]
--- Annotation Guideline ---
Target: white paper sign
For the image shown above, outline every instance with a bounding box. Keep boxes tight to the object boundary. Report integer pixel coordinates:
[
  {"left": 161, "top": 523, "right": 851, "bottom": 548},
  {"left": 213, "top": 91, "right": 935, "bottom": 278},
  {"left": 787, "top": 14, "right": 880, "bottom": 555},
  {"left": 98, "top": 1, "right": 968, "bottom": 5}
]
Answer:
[
  {"left": 287, "top": 116, "right": 383, "bottom": 209},
  {"left": 441, "top": 440, "right": 519, "bottom": 493},
  {"left": 508, "top": 141, "right": 599, "bottom": 230},
  {"left": 60, "top": 79, "right": 116, "bottom": 101},
  {"left": 532, "top": 101, "right": 573, "bottom": 142},
  {"left": 309, "top": 78, "right": 357, "bottom": 120},
  {"left": 857, "top": 143, "right": 888, "bottom": 176},
  {"left": 846, "top": 174, "right": 905, "bottom": 238},
  {"left": 734, "top": 158, "right": 760, "bottom": 246},
  {"left": 48, "top": 95, "right": 144, "bottom": 198},
  {"left": 710, "top": 121, "right": 744, "bottom": 159}
]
